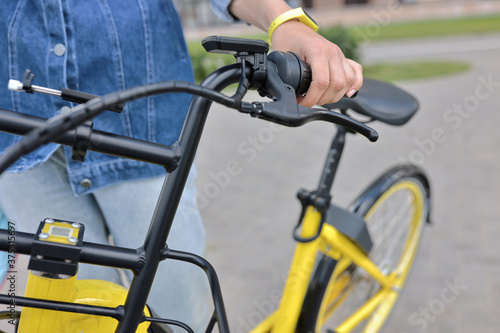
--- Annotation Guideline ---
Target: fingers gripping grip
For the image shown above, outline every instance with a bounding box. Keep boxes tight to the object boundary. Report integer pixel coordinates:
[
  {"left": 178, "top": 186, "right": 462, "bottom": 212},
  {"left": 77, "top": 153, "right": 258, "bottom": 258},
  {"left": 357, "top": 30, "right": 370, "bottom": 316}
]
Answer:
[{"left": 257, "top": 52, "right": 378, "bottom": 142}]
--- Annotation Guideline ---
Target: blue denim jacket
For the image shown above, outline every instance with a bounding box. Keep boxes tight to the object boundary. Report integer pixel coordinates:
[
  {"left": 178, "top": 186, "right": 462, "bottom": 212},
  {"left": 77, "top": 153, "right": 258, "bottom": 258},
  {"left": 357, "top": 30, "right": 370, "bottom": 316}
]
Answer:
[{"left": 0, "top": 0, "right": 231, "bottom": 195}]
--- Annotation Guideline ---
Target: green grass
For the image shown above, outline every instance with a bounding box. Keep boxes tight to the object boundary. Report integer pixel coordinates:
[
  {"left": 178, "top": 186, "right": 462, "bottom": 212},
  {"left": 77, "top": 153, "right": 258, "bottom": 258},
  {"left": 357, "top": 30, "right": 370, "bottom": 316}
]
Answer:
[
  {"left": 349, "top": 14, "right": 500, "bottom": 42},
  {"left": 363, "top": 60, "right": 471, "bottom": 82}
]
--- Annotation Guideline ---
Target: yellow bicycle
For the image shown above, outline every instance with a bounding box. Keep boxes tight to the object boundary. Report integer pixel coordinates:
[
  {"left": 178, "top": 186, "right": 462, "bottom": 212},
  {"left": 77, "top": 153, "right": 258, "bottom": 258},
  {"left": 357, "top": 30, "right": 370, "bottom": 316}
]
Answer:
[{"left": 0, "top": 36, "right": 430, "bottom": 332}]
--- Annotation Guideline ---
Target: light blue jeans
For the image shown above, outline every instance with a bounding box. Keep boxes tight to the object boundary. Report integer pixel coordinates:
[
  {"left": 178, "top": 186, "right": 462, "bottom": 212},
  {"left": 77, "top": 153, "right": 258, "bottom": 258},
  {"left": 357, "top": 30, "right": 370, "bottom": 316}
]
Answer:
[{"left": 0, "top": 149, "right": 210, "bottom": 332}]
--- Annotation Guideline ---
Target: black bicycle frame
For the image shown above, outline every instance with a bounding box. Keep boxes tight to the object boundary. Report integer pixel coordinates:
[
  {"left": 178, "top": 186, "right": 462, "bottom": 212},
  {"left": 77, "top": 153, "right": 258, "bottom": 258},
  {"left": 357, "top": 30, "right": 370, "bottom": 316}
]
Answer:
[
  {"left": 0, "top": 63, "right": 249, "bottom": 333},
  {"left": 115, "top": 63, "right": 247, "bottom": 333}
]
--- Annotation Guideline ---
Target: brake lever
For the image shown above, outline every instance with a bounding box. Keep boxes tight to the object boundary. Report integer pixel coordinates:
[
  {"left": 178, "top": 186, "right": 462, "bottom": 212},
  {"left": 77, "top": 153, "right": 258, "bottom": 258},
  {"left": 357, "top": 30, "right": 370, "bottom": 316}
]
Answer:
[
  {"left": 250, "top": 62, "right": 378, "bottom": 142},
  {"left": 298, "top": 105, "right": 378, "bottom": 142},
  {"left": 252, "top": 102, "right": 378, "bottom": 142}
]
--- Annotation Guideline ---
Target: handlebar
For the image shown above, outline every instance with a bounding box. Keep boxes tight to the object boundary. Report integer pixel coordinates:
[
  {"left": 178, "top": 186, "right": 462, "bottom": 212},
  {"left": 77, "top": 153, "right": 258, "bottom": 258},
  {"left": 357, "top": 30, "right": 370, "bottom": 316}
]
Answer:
[
  {"left": 0, "top": 107, "right": 181, "bottom": 170},
  {"left": 0, "top": 36, "right": 378, "bottom": 175}
]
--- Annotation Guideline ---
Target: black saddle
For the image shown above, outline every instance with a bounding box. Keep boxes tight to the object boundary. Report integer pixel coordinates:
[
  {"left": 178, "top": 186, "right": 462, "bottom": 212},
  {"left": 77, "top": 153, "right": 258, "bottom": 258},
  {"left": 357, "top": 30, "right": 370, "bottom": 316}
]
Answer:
[{"left": 324, "top": 78, "right": 419, "bottom": 126}]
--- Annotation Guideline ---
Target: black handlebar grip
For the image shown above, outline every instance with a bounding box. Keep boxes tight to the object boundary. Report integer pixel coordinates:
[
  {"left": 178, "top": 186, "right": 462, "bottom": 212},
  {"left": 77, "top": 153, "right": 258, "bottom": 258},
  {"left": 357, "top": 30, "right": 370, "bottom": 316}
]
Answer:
[
  {"left": 267, "top": 51, "right": 311, "bottom": 96},
  {"left": 267, "top": 51, "right": 359, "bottom": 99},
  {"left": 295, "top": 58, "right": 311, "bottom": 96}
]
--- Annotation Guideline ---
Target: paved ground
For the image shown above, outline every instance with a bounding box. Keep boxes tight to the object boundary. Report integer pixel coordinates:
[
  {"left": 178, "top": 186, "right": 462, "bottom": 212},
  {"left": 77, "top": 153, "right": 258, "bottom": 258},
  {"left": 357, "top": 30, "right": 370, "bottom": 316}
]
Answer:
[{"left": 196, "top": 33, "right": 500, "bottom": 332}]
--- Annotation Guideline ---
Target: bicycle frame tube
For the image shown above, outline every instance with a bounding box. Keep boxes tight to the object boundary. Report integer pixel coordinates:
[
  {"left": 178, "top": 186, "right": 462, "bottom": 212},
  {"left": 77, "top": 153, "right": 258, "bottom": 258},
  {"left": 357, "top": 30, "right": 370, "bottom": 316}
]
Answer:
[
  {"left": 320, "top": 226, "right": 394, "bottom": 289},
  {"left": 116, "top": 63, "right": 247, "bottom": 332},
  {"left": 271, "top": 207, "right": 323, "bottom": 332}
]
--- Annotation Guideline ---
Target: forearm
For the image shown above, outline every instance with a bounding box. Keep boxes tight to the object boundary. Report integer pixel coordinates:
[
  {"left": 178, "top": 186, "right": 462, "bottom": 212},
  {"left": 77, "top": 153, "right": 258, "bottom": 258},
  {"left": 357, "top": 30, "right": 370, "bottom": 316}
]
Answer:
[{"left": 228, "top": 0, "right": 292, "bottom": 31}]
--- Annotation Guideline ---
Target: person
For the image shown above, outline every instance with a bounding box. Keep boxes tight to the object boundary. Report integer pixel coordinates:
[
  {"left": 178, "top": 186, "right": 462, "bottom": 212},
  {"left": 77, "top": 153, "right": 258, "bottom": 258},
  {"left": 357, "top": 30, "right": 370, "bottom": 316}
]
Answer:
[{"left": 0, "top": 0, "right": 362, "bottom": 331}]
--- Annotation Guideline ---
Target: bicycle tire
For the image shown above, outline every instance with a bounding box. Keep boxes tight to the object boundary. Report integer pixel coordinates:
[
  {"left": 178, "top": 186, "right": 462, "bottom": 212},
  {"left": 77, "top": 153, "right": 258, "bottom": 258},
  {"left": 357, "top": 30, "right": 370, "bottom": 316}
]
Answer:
[{"left": 297, "top": 164, "right": 431, "bottom": 333}]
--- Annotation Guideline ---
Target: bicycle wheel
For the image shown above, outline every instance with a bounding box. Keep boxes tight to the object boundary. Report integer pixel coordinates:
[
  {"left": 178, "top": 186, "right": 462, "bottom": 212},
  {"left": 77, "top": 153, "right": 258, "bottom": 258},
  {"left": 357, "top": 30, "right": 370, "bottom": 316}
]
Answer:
[{"left": 297, "top": 164, "right": 431, "bottom": 333}]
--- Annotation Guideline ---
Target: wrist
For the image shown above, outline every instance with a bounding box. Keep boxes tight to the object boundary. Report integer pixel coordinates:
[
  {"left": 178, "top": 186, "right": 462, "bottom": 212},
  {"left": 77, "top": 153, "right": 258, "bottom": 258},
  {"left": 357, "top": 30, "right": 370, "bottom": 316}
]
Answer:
[
  {"left": 228, "top": 0, "right": 292, "bottom": 32},
  {"left": 268, "top": 7, "right": 318, "bottom": 46},
  {"left": 271, "top": 19, "right": 310, "bottom": 51}
]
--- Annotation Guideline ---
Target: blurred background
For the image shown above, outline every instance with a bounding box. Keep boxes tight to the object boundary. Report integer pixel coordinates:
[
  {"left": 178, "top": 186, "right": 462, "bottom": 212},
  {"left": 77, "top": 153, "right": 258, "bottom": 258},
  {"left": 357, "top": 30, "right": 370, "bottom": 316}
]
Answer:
[{"left": 189, "top": 0, "right": 500, "bottom": 332}]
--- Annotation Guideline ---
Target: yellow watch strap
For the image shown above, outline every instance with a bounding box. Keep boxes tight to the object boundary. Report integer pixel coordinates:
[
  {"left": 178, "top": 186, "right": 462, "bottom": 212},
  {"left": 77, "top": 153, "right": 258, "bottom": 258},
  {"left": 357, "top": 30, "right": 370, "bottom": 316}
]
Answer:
[{"left": 268, "top": 7, "right": 319, "bottom": 46}]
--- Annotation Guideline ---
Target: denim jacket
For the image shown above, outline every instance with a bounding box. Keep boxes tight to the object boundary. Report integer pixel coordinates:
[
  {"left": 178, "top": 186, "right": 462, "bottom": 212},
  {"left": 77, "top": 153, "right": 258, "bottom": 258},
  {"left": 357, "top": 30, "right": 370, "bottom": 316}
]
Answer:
[{"left": 0, "top": 0, "right": 232, "bottom": 195}]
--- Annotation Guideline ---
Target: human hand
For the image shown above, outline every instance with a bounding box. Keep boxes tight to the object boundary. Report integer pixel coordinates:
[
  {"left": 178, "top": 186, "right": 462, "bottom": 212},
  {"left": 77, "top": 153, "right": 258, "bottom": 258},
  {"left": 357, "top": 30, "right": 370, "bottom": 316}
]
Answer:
[{"left": 271, "top": 20, "right": 363, "bottom": 107}]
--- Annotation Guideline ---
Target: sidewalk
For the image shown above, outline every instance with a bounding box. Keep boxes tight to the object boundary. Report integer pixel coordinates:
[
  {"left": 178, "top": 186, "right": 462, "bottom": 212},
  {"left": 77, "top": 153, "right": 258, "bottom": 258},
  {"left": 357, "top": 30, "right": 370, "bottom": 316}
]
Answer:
[{"left": 361, "top": 32, "right": 500, "bottom": 62}]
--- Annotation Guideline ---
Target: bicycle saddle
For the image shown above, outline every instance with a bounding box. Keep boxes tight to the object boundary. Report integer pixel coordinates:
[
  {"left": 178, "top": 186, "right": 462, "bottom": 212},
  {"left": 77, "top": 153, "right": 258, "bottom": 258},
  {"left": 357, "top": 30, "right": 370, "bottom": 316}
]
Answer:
[{"left": 324, "top": 78, "right": 419, "bottom": 126}]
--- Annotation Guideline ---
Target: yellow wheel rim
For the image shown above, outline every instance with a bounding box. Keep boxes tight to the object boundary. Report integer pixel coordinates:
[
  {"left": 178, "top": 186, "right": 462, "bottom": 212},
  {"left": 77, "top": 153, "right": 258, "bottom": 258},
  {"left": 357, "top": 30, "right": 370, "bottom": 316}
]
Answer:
[
  {"left": 363, "top": 180, "right": 426, "bottom": 332},
  {"left": 315, "top": 179, "right": 427, "bottom": 333}
]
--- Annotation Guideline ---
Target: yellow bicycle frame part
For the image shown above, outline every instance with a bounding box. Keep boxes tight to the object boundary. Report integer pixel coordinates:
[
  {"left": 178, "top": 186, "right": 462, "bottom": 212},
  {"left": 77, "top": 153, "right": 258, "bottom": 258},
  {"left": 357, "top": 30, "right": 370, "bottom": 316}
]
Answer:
[
  {"left": 18, "top": 274, "right": 151, "bottom": 333},
  {"left": 249, "top": 206, "right": 339, "bottom": 332},
  {"left": 250, "top": 205, "right": 386, "bottom": 333},
  {"left": 269, "top": 206, "right": 323, "bottom": 332},
  {"left": 250, "top": 206, "right": 365, "bottom": 333},
  {"left": 252, "top": 180, "right": 425, "bottom": 333}
]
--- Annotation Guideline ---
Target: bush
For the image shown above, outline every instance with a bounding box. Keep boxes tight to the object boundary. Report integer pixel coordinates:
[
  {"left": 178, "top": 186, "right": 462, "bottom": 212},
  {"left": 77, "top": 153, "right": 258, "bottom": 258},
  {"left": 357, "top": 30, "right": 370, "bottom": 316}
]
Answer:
[
  {"left": 188, "top": 25, "right": 361, "bottom": 82},
  {"left": 190, "top": 51, "right": 234, "bottom": 83}
]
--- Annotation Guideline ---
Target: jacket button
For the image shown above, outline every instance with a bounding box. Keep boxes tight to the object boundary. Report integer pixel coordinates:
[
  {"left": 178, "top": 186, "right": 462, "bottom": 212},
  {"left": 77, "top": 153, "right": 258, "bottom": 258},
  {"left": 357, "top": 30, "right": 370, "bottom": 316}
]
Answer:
[
  {"left": 60, "top": 106, "right": 71, "bottom": 115},
  {"left": 53, "top": 43, "right": 66, "bottom": 56},
  {"left": 80, "top": 178, "right": 92, "bottom": 188}
]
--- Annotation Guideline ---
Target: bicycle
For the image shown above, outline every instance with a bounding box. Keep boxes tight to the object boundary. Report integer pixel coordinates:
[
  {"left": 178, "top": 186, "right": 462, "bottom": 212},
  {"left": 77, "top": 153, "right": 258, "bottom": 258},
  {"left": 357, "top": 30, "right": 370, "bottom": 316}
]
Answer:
[{"left": 0, "top": 36, "right": 431, "bottom": 333}]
